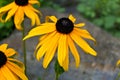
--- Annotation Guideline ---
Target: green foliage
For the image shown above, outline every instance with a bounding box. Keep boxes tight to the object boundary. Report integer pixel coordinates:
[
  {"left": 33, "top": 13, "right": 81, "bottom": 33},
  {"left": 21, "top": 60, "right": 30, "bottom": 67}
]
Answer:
[
  {"left": 0, "top": 0, "right": 14, "bottom": 41},
  {"left": 54, "top": 60, "right": 64, "bottom": 80},
  {"left": 77, "top": 0, "right": 120, "bottom": 37},
  {"left": 39, "top": 0, "right": 65, "bottom": 12},
  {"left": 0, "top": 20, "right": 14, "bottom": 41}
]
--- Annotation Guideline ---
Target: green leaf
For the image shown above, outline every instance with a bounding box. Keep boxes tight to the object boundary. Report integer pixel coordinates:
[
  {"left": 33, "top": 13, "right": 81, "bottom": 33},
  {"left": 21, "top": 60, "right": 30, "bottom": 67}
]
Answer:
[
  {"left": 104, "top": 15, "right": 116, "bottom": 29},
  {"left": 54, "top": 60, "right": 64, "bottom": 76},
  {"left": 77, "top": 4, "right": 86, "bottom": 13},
  {"left": 114, "top": 32, "right": 120, "bottom": 37},
  {"left": 93, "top": 18, "right": 104, "bottom": 27},
  {"left": 116, "top": 17, "right": 120, "bottom": 23}
]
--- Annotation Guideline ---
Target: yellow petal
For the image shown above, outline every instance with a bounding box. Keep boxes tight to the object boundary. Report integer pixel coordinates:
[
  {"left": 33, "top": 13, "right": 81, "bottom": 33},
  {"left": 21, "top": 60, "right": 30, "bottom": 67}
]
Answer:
[
  {"left": 49, "top": 16, "right": 58, "bottom": 23},
  {"left": 0, "top": 70, "right": 6, "bottom": 80},
  {"left": 23, "top": 23, "right": 56, "bottom": 40},
  {"left": 58, "top": 34, "right": 67, "bottom": 66},
  {"left": 7, "top": 61, "right": 24, "bottom": 73},
  {"left": 74, "top": 28, "right": 96, "bottom": 42},
  {"left": 8, "top": 58, "right": 25, "bottom": 71},
  {"left": 62, "top": 42, "right": 69, "bottom": 71},
  {"left": 5, "top": 48, "right": 17, "bottom": 57},
  {"left": 24, "top": 6, "right": 35, "bottom": 26},
  {"left": 5, "top": 5, "right": 18, "bottom": 21},
  {"left": 43, "top": 33, "right": 59, "bottom": 68},
  {"left": 0, "top": 2, "right": 15, "bottom": 13},
  {"left": 0, "top": 12, "right": 6, "bottom": 22},
  {"left": 29, "top": 0, "right": 40, "bottom": 4},
  {"left": 74, "top": 23, "right": 85, "bottom": 27},
  {"left": 35, "top": 13, "right": 41, "bottom": 25},
  {"left": 1, "top": 66, "right": 17, "bottom": 80},
  {"left": 28, "top": 5, "right": 40, "bottom": 13},
  {"left": 0, "top": 44, "right": 8, "bottom": 52},
  {"left": 36, "top": 40, "right": 50, "bottom": 60},
  {"left": 69, "top": 14, "right": 76, "bottom": 23},
  {"left": 70, "top": 32, "right": 97, "bottom": 56},
  {"left": 27, "top": 4, "right": 41, "bottom": 25},
  {"left": 68, "top": 35, "right": 80, "bottom": 67},
  {"left": 38, "top": 31, "right": 56, "bottom": 47},
  {"left": 14, "top": 7, "right": 24, "bottom": 30},
  {"left": 6, "top": 62, "right": 28, "bottom": 80}
]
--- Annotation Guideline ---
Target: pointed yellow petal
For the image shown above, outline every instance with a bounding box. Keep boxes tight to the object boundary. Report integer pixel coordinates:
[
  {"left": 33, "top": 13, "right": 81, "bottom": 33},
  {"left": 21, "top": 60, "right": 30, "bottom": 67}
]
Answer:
[
  {"left": 27, "top": 4, "right": 41, "bottom": 25},
  {"left": 5, "top": 48, "right": 17, "bottom": 57},
  {"left": 68, "top": 36, "right": 80, "bottom": 67},
  {"left": 35, "top": 13, "right": 41, "bottom": 25},
  {"left": 69, "top": 14, "right": 76, "bottom": 23},
  {"left": 0, "top": 12, "right": 5, "bottom": 22},
  {"left": 8, "top": 58, "right": 25, "bottom": 71},
  {"left": 5, "top": 6, "right": 18, "bottom": 21},
  {"left": 38, "top": 31, "right": 56, "bottom": 47},
  {"left": 24, "top": 6, "right": 35, "bottom": 26},
  {"left": 0, "top": 2, "right": 15, "bottom": 13},
  {"left": 7, "top": 61, "right": 24, "bottom": 73},
  {"left": 27, "top": 4, "right": 39, "bottom": 13},
  {"left": 6, "top": 63, "right": 28, "bottom": 80},
  {"left": 24, "top": 5, "right": 40, "bottom": 26},
  {"left": 23, "top": 23, "right": 56, "bottom": 40},
  {"left": 74, "top": 23, "right": 85, "bottom": 27},
  {"left": 43, "top": 33, "right": 59, "bottom": 68},
  {"left": 36, "top": 40, "right": 50, "bottom": 60},
  {"left": 74, "top": 28, "right": 96, "bottom": 42},
  {"left": 62, "top": 42, "right": 69, "bottom": 71},
  {"left": 29, "top": 0, "right": 40, "bottom": 4},
  {"left": 49, "top": 16, "right": 58, "bottom": 23},
  {"left": 70, "top": 32, "right": 97, "bottom": 56},
  {"left": 14, "top": 7, "right": 24, "bottom": 30},
  {"left": 1, "top": 66, "right": 17, "bottom": 80},
  {"left": 58, "top": 34, "right": 67, "bottom": 66},
  {"left": 0, "top": 44, "right": 8, "bottom": 52},
  {"left": 36, "top": 32, "right": 56, "bottom": 50}
]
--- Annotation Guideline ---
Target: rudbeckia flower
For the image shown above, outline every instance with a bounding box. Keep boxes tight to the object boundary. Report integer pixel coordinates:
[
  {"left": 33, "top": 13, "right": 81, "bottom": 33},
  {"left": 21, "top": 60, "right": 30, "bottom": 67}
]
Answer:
[
  {"left": 23, "top": 15, "right": 97, "bottom": 71},
  {"left": 0, "top": 0, "right": 41, "bottom": 30},
  {"left": 0, "top": 44, "right": 28, "bottom": 80}
]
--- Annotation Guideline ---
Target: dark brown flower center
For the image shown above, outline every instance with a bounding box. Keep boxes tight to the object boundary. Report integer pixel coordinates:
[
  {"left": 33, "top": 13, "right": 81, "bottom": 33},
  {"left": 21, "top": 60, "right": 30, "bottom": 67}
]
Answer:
[
  {"left": 56, "top": 18, "right": 74, "bottom": 34},
  {"left": 15, "top": 0, "right": 28, "bottom": 6},
  {"left": 0, "top": 51, "right": 7, "bottom": 68}
]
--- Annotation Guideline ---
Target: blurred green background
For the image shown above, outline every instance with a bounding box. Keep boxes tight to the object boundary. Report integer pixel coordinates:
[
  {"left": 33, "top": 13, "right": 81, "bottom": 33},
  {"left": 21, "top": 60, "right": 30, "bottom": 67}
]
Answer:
[{"left": 0, "top": 0, "right": 120, "bottom": 41}]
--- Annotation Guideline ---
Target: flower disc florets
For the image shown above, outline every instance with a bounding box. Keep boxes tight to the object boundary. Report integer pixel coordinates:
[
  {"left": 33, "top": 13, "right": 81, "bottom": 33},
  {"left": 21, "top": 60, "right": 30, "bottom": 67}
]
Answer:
[
  {"left": 0, "top": 51, "right": 7, "bottom": 68},
  {"left": 56, "top": 18, "right": 74, "bottom": 34},
  {"left": 15, "top": 0, "right": 28, "bottom": 6}
]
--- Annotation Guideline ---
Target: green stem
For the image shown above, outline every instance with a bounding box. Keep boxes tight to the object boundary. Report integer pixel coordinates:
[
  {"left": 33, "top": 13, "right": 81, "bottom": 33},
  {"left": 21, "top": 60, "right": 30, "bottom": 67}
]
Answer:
[
  {"left": 22, "top": 27, "right": 27, "bottom": 74},
  {"left": 54, "top": 60, "right": 64, "bottom": 80},
  {"left": 55, "top": 71, "right": 59, "bottom": 80}
]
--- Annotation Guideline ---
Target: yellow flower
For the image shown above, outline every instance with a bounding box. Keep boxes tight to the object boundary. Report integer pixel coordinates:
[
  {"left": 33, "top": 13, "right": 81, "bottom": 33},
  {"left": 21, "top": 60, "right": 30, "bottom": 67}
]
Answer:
[
  {"left": 0, "top": 44, "right": 28, "bottom": 80},
  {"left": 0, "top": 0, "right": 41, "bottom": 30},
  {"left": 24, "top": 15, "right": 97, "bottom": 71},
  {"left": 116, "top": 60, "right": 120, "bottom": 67}
]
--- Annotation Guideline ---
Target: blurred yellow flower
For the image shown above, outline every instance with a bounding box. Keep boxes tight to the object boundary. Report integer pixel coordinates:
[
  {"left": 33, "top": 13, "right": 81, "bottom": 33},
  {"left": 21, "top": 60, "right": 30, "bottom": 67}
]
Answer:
[
  {"left": 0, "top": 0, "right": 41, "bottom": 30},
  {"left": 24, "top": 15, "right": 97, "bottom": 71},
  {"left": 0, "top": 44, "right": 28, "bottom": 80},
  {"left": 117, "top": 60, "right": 120, "bottom": 67}
]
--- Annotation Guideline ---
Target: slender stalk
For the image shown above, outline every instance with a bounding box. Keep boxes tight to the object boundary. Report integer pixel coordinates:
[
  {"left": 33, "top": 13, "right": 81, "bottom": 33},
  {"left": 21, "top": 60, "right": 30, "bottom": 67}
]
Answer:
[
  {"left": 55, "top": 71, "right": 59, "bottom": 80},
  {"left": 22, "top": 26, "right": 27, "bottom": 74},
  {"left": 54, "top": 60, "right": 64, "bottom": 80}
]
